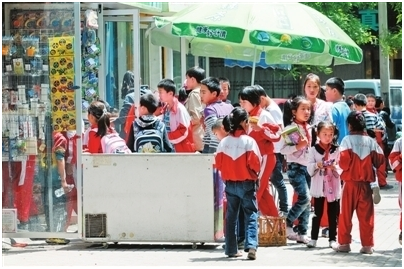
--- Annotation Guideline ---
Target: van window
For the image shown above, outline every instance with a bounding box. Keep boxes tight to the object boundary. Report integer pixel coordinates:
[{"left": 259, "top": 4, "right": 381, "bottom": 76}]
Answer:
[
  {"left": 390, "top": 87, "right": 402, "bottom": 106},
  {"left": 344, "top": 88, "right": 375, "bottom": 98},
  {"left": 389, "top": 87, "right": 402, "bottom": 129}
]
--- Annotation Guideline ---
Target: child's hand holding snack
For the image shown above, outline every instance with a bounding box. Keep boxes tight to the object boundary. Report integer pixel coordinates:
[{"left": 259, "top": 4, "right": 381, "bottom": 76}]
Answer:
[
  {"left": 296, "top": 136, "right": 308, "bottom": 150},
  {"left": 249, "top": 116, "right": 261, "bottom": 131}
]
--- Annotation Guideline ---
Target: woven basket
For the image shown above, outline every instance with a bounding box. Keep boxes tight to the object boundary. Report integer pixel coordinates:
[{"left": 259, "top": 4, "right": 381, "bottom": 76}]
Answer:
[{"left": 258, "top": 216, "right": 287, "bottom": 247}]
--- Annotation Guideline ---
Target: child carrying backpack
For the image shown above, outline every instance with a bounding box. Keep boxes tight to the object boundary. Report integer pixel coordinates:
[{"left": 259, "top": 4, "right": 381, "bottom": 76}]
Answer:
[
  {"left": 85, "top": 101, "right": 131, "bottom": 154},
  {"left": 126, "top": 93, "right": 174, "bottom": 153}
]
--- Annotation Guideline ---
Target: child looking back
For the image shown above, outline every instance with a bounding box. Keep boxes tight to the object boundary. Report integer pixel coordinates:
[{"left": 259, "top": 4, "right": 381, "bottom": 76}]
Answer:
[
  {"left": 332, "top": 111, "right": 385, "bottom": 254},
  {"left": 215, "top": 107, "right": 261, "bottom": 260}
]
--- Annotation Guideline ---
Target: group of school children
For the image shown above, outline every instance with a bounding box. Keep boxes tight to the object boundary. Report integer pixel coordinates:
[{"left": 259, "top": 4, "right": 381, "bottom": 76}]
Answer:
[{"left": 84, "top": 68, "right": 402, "bottom": 260}]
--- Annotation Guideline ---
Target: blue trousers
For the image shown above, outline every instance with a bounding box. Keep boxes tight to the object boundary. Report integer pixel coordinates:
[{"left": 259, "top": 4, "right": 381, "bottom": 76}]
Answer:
[
  {"left": 286, "top": 163, "right": 311, "bottom": 235},
  {"left": 270, "top": 153, "right": 289, "bottom": 213},
  {"left": 225, "top": 180, "right": 258, "bottom": 256}
]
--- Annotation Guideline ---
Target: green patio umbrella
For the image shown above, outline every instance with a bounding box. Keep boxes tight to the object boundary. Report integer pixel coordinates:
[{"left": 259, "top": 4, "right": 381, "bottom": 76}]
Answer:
[{"left": 150, "top": 2, "right": 363, "bottom": 84}]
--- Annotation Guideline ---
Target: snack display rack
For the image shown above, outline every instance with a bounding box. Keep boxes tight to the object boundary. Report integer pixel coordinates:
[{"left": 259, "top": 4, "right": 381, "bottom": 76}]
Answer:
[{"left": 1, "top": 3, "right": 84, "bottom": 236}]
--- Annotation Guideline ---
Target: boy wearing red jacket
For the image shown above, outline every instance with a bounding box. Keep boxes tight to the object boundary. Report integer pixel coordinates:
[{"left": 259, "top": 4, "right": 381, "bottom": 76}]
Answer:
[
  {"left": 158, "top": 79, "right": 195, "bottom": 152},
  {"left": 389, "top": 137, "right": 402, "bottom": 245},
  {"left": 332, "top": 111, "right": 385, "bottom": 254}
]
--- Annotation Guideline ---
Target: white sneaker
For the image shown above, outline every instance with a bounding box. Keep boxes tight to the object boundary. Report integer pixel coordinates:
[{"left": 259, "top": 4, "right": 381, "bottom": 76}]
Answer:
[
  {"left": 288, "top": 233, "right": 310, "bottom": 244},
  {"left": 329, "top": 240, "right": 336, "bottom": 248},
  {"left": 286, "top": 226, "right": 295, "bottom": 237},
  {"left": 216, "top": 236, "right": 225, "bottom": 243},
  {"left": 297, "top": 235, "right": 310, "bottom": 244},
  {"left": 372, "top": 186, "right": 381, "bottom": 204},
  {"left": 307, "top": 240, "right": 317, "bottom": 248}
]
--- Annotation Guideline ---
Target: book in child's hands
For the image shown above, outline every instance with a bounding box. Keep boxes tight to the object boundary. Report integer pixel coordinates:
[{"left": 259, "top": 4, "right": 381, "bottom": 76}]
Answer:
[{"left": 281, "top": 125, "right": 304, "bottom": 145}]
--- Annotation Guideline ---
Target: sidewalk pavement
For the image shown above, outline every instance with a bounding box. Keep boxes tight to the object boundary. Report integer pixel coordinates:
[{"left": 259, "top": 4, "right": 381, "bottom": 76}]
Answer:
[{"left": 2, "top": 174, "right": 402, "bottom": 267}]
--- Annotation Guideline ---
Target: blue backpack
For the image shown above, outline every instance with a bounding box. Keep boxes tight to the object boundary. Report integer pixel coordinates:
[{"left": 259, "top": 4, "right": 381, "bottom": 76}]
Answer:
[{"left": 133, "top": 120, "right": 164, "bottom": 153}]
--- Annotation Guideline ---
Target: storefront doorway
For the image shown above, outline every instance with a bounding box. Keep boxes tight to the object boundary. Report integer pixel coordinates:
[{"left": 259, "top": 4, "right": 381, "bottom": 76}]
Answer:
[{"left": 101, "top": 10, "right": 144, "bottom": 113}]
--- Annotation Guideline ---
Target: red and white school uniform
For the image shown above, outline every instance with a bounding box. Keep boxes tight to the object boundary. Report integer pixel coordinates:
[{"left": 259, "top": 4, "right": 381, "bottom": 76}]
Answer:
[
  {"left": 389, "top": 137, "right": 402, "bottom": 231},
  {"left": 248, "top": 106, "right": 280, "bottom": 217},
  {"left": 338, "top": 131, "right": 385, "bottom": 247},
  {"left": 215, "top": 130, "right": 261, "bottom": 181},
  {"left": 164, "top": 98, "right": 195, "bottom": 153}
]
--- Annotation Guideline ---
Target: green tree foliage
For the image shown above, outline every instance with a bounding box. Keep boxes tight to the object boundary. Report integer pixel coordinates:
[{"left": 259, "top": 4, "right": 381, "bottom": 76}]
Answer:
[
  {"left": 380, "top": 2, "right": 402, "bottom": 56},
  {"left": 289, "top": 2, "right": 402, "bottom": 79},
  {"left": 303, "top": 2, "right": 378, "bottom": 45}
]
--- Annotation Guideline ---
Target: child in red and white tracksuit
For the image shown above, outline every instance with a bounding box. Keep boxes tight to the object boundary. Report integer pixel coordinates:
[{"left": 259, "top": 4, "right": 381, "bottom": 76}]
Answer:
[
  {"left": 215, "top": 107, "right": 261, "bottom": 260},
  {"left": 389, "top": 137, "right": 402, "bottom": 245},
  {"left": 332, "top": 111, "right": 385, "bottom": 254}
]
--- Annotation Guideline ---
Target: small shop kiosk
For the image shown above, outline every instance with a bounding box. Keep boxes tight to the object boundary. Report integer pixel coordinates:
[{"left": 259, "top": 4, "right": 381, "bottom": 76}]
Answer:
[{"left": 2, "top": 2, "right": 220, "bottom": 247}]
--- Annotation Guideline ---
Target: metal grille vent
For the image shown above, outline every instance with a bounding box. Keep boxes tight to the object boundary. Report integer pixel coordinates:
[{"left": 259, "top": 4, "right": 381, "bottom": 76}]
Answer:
[{"left": 85, "top": 214, "right": 107, "bottom": 238}]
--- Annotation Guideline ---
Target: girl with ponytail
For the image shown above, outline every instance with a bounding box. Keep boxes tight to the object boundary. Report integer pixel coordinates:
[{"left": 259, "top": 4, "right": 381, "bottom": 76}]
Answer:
[{"left": 215, "top": 107, "right": 261, "bottom": 260}]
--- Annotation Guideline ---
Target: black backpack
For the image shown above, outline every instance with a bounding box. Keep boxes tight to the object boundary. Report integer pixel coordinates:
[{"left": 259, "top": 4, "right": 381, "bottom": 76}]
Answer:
[{"left": 129, "top": 120, "right": 164, "bottom": 153}]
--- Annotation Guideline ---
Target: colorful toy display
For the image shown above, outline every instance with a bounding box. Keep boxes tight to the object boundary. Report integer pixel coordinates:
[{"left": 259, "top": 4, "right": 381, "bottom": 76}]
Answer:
[{"left": 48, "top": 37, "right": 76, "bottom": 132}]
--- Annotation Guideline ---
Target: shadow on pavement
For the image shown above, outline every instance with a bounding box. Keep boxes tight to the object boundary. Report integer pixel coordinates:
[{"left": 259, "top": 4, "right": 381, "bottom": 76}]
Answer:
[
  {"left": 189, "top": 256, "right": 255, "bottom": 262},
  {"left": 59, "top": 242, "right": 222, "bottom": 251},
  {"left": 310, "top": 248, "right": 402, "bottom": 267}
]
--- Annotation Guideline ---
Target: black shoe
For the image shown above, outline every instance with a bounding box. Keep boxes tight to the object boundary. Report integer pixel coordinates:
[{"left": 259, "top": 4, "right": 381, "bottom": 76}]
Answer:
[{"left": 380, "top": 184, "right": 394, "bottom": 190}]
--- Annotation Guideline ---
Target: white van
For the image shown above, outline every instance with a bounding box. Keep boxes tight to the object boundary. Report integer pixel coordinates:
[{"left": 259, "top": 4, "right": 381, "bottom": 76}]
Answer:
[{"left": 344, "top": 79, "right": 402, "bottom": 131}]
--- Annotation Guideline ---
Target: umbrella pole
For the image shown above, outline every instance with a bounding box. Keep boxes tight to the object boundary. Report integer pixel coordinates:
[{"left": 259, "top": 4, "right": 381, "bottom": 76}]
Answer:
[
  {"left": 251, "top": 47, "right": 257, "bottom": 86},
  {"left": 180, "top": 38, "right": 187, "bottom": 84}
]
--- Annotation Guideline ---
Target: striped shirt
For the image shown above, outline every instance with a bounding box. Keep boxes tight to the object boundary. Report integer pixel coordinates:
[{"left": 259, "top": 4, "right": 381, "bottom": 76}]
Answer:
[
  {"left": 361, "top": 109, "right": 386, "bottom": 140},
  {"left": 203, "top": 101, "right": 234, "bottom": 153}
]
